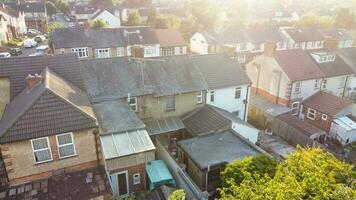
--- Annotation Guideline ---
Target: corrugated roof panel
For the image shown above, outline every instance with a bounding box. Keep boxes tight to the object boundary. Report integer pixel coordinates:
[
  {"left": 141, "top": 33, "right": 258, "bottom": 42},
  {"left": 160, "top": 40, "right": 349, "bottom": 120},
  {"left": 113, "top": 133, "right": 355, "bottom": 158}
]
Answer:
[{"left": 101, "top": 135, "right": 118, "bottom": 159}]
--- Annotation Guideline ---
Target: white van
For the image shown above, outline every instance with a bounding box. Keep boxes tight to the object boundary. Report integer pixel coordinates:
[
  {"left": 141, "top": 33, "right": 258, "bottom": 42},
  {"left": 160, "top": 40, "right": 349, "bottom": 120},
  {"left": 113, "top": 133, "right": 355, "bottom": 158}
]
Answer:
[{"left": 24, "top": 39, "right": 37, "bottom": 48}]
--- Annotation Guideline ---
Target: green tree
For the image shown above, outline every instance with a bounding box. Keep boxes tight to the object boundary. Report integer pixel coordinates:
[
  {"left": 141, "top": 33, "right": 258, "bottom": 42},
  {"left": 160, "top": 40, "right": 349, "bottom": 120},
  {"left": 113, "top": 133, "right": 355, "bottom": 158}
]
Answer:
[
  {"left": 219, "top": 148, "right": 356, "bottom": 200},
  {"left": 180, "top": 15, "right": 198, "bottom": 40},
  {"left": 126, "top": 10, "right": 141, "bottom": 26},
  {"left": 335, "top": 8, "right": 354, "bottom": 29},
  {"left": 295, "top": 12, "right": 335, "bottom": 28},
  {"left": 89, "top": 19, "right": 107, "bottom": 28},
  {"left": 151, "top": 14, "right": 181, "bottom": 29},
  {"left": 168, "top": 189, "right": 185, "bottom": 200},
  {"left": 47, "top": 22, "right": 65, "bottom": 33},
  {"left": 90, "top": 0, "right": 114, "bottom": 8},
  {"left": 46, "top": 1, "right": 57, "bottom": 16}
]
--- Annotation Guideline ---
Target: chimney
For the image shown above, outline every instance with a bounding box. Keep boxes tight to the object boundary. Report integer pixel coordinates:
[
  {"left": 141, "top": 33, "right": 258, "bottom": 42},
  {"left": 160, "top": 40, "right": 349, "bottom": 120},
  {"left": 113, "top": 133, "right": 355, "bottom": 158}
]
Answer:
[
  {"left": 264, "top": 42, "right": 277, "bottom": 57},
  {"left": 1, "top": 3, "right": 5, "bottom": 9},
  {"left": 131, "top": 45, "right": 145, "bottom": 58},
  {"left": 26, "top": 73, "right": 43, "bottom": 89},
  {"left": 323, "top": 36, "right": 338, "bottom": 52}
]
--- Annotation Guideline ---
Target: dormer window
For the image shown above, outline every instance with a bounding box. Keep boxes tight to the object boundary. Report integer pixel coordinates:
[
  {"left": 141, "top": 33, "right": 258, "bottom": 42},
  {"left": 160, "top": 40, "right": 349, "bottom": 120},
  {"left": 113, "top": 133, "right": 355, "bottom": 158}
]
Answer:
[{"left": 311, "top": 52, "right": 336, "bottom": 63}]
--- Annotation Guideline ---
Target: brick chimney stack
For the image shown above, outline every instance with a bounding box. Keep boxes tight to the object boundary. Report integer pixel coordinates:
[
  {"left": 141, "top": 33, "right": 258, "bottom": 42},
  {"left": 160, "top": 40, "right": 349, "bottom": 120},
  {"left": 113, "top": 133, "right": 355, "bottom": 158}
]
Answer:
[
  {"left": 264, "top": 42, "right": 277, "bottom": 57},
  {"left": 131, "top": 45, "right": 145, "bottom": 59},
  {"left": 324, "top": 36, "right": 338, "bottom": 52},
  {"left": 26, "top": 73, "right": 43, "bottom": 89}
]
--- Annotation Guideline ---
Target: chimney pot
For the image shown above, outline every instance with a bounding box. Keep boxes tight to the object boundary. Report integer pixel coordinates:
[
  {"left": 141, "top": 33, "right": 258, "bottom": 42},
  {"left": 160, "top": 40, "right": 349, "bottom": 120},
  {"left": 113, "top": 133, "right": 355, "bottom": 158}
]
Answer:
[
  {"left": 26, "top": 73, "right": 43, "bottom": 89},
  {"left": 323, "top": 37, "right": 338, "bottom": 51}
]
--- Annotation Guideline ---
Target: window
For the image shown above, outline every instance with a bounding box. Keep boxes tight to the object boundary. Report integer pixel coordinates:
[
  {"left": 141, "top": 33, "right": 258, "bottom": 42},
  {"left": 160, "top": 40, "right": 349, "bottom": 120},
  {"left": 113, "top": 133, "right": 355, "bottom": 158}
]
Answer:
[
  {"left": 196, "top": 91, "right": 203, "bottom": 104},
  {"left": 161, "top": 48, "right": 173, "bottom": 56},
  {"left": 117, "top": 47, "right": 125, "bottom": 57},
  {"left": 322, "top": 79, "right": 327, "bottom": 89},
  {"left": 95, "top": 48, "right": 111, "bottom": 58},
  {"left": 294, "top": 82, "right": 301, "bottom": 93},
  {"left": 128, "top": 97, "right": 138, "bottom": 112},
  {"left": 210, "top": 90, "right": 215, "bottom": 102},
  {"left": 133, "top": 173, "right": 140, "bottom": 185},
  {"left": 235, "top": 87, "right": 241, "bottom": 99},
  {"left": 144, "top": 46, "right": 156, "bottom": 56},
  {"left": 314, "top": 79, "right": 319, "bottom": 89},
  {"left": 291, "top": 101, "right": 300, "bottom": 115},
  {"left": 307, "top": 108, "right": 316, "bottom": 120},
  {"left": 71, "top": 47, "right": 89, "bottom": 58},
  {"left": 31, "top": 137, "right": 52, "bottom": 163},
  {"left": 56, "top": 133, "right": 76, "bottom": 159},
  {"left": 59, "top": 48, "right": 65, "bottom": 54},
  {"left": 166, "top": 95, "right": 175, "bottom": 111},
  {"left": 322, "top": 114, "right": 328, "bottom": 121}
]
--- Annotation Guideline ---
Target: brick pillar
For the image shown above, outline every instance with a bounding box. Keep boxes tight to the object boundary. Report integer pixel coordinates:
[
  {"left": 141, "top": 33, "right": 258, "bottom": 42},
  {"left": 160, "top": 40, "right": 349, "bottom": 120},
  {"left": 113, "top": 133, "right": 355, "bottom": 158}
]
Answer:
[{"left": 49, "top": 136, "right": 59, "bottom": 161}]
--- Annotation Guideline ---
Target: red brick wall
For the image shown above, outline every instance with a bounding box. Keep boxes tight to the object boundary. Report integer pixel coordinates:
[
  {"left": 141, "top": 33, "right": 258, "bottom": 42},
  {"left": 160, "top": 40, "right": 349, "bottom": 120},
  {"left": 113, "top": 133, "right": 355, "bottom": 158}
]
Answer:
[
  {"left": 251, "top": 87, "right": 289, "bottom": 105},
  {"left": 111, "top": 164, "right": 147, "bottom": 193},
  {"left": 302, "top": 105, "right": 332, "bottom": 132}
]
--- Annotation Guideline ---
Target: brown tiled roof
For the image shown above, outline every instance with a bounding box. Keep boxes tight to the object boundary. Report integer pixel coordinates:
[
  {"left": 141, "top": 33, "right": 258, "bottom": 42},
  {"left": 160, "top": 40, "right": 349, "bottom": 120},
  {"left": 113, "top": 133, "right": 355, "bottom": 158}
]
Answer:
[
  {"left": 277, "top": 113, "right": 324, "bottom": 137},
  {"left": 302, "top": 91, "right": 352, "bottom": 116},
  {"left": 311, "top": 53, "right": 353, "bottom": 77},
  {"left": 275, "top": 49, "right": 324, "bottom": 81},
  {"left": 284, "top": 27, "right": 324, "bottom": 42},
  {"left": 154, "top": 29, "right": 186, "bottom": 47},
  {"left": 0, "top": 68, "right": 97, "bottom": 144},
  {"left": 0, "top": 54, "right": 84, "bottom": 100}
]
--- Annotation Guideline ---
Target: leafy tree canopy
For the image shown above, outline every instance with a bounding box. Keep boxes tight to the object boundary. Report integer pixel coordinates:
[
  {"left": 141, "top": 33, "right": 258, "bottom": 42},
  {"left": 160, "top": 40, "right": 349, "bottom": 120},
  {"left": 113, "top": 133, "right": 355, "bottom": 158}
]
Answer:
[
  {"left": 220, "top": 148, "right": 356, "bottom": 200},
  {"left": 168, "top": 189, "right": 185, "bottom": 200},
  {"left": 126, "top": 10, "right": 141, "bottom": 26},
  {"left": 89, "top": 19, "right": 107, "bottom": 28}
]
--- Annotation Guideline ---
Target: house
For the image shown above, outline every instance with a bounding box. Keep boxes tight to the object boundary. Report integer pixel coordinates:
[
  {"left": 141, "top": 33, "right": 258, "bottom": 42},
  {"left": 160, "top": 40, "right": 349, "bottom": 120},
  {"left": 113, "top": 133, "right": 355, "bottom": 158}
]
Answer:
[
  {"left": 52, "top": 27, "right": 160, "bottom": 59},
  {"left": 319, "top": 28, "right": 354, "bottom": 49},
  {"left": 7, "top": 1, "right": 47, "bottom": 33},
  {"left": 93, "top": 100, "right": 155, "bottom": 197},
  {"left": 0, "top": 4, "right": 26, "bottom": 44},
  {"left": 154, "top": 29, "right": 187, "bottom": 56},
  {"left": 309, "top": 50, "right": 353, "bottom": 97},
  {"left": 245, "top": 46, "right": 324, "bottom": 114},
  {"left": 190, "top": 26, "right": 287, "bottom": 64},
  {"left": 0, "top": 55, "right": 100, "bottom": 187},
  {"left": 192, "top": 54, "right": 251, "bottom": 120},
  {"left": 72, "top": 5, "right": 96, "bottom": 22},
  {"left": 280, "top": 27, "right": 324, "bottom": 49},
  {"left": 91, "top": 9, "right": 121, "bottom": 28},
  {"left": 301, "top": 92, "right": 355, "bottom": 132},
  {"left": 337, "top": 47, "right": 356, "bottom": 100},
  {"left": 330, "top": 115, "right": 356, "bottom": 145},
  {"left": 177, "top": 131, "right": 261, "bottom": 191},
  {"left": 271, "top": 10, "right": 299, "bottom": 22}
]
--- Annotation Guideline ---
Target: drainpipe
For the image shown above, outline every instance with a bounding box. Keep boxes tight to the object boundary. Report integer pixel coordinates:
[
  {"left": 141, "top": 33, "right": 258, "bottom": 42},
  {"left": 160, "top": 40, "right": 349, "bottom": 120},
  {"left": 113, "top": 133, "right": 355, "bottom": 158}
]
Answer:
[
  {"left": 342, "top": 75, "right": 351, "bottom": 98},
  {"left": 275, "top": 71, "right": 282, "bottom": 104},
  {"left": 255, "top": 64, "right": 261, "bottom": 94},
  {"left": 243, "top": 84, "right": 250, "bottom": 121},
  {"left": 205, "top": 165, "right": 210, "bottom": 192}
]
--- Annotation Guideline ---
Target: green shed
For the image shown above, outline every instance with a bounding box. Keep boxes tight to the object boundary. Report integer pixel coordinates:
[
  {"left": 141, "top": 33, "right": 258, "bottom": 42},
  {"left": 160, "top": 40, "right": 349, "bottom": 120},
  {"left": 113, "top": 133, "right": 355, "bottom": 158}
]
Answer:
[{"left": 145, "top": 160, "right": 176, "bottom": 191}]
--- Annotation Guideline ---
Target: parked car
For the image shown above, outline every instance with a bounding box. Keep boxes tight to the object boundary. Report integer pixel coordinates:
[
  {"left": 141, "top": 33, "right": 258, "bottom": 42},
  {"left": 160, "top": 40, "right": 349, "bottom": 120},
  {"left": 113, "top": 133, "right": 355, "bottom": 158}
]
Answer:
[
  {"left": 0, "top": 52, "right": 11, "bottom": 58},
  {"left": 27, "top": 29, "right": 41, "bottom": 36},
  {"left": 34, "top": 35, "right": 46, "bottom": 43},
  {"left": 23, "top": 39, "right": 37, "bottom": 48},
  {"left": 29, "top": 52, "right": 44, "bottom": 57},
  {"left": 10, "top": 48, "right": 22, "bottom": 56},
  {"left": 29, "top": 45, "right": 51, "bottom": 56}
]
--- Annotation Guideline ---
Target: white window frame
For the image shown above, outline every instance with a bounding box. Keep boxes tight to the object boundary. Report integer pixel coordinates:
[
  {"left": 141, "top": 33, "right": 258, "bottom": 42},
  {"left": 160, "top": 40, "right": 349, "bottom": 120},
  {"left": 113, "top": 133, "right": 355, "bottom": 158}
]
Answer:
[
  {"left": 210, "top": 90, "right": 215, "bottom": 102},
  {"left": 322, "top": 79, "right": 327, "bottom": 89},
  {"left": 294, "top": 82, "right": 301, "bottom": 93},
  {"left": 95, "top": 48, "right": 111, "bottom": 58},
  {"left": 196, "top": 91, "right": 203, "bottom": 104},
  {"left": 166, "top": 95, "right": 175, "bottom": 111},
  {"left": 291, "top": 101, "right": 300, "bottom": 115},
  {"left": 322, "top": 114, "right": 328, "bottom": 121},
  {"left": 56, "top": 132, "right": 76, "bottom": 159},
  {"left": 71, "top": 47, "right": 89, "bottom": 58},
  {"left": 235, "top": 87, "right": 242, "bottom": 99},
  {"left": 314, "top": 79, "right": 319, "bottom": 89},
  {"left": 31, "top": 137, "right": 53, "bottom": 164},
  {"left": 117, "top": 47, "right": 125, "bottom": 57},
  {"left": 128, "top": 97, "right": 138, "bottom": 112},
  {"left": 59, "top": 48, "right": 65, "bottom": 54},
  {"left": 133, "top": 173, "right": 141, "bottom": 185},
  {"left": 307, "top": 108, "right": 316, "bottom": 120}
]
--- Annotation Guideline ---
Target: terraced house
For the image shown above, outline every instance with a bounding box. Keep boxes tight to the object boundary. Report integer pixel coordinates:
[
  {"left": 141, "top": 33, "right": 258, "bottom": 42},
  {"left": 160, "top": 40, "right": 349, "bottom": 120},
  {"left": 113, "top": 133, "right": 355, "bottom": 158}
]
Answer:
[{"left": 0, "top": 55, "right": 107, "bottom": 199}]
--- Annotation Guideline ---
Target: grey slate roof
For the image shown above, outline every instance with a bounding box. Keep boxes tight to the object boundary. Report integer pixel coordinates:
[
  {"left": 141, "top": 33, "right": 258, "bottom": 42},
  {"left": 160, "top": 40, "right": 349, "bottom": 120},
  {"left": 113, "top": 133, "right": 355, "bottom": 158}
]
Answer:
[
  {"left": 0, "top": 68, "right": 97, "bottom": 144},
  {"left": 0, "top": 54, "right": 84, "bottom": 99},
  {"left": 81, "top": 55, "right": 210, "bottom": 102},
  {"left": 337, "top": 47, "right": 356, "bottom": 73},
  {"left": 52, "top": 27, "right": 159, "bottom": 49},
  {"left": 178, "top": 131, "right": 260, "bottom": 170},
  {"left": 311, "top": 54, "right": 353, "bottom": 78},
  {"left": 192, "top": 54, "right": 251, "bottom": 89},
  {"left": 93, "top": 100, "right": 145, "bottom": 135},
  {"left": 319, "top": 28, "right": 353, "bottom": 41}
]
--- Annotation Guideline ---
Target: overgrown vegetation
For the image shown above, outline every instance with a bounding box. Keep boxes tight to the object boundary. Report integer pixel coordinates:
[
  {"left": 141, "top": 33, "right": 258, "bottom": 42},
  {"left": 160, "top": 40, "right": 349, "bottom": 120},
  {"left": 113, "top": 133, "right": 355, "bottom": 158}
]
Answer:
[
  {"left": 89, "top": 19, "right": 108, "bottom": 28},
  {"left": 168, "top": 189, "right": 186, "bottom": 200},
  {"left": 219, "top": 147, "right": 356, "bottom": 200}
]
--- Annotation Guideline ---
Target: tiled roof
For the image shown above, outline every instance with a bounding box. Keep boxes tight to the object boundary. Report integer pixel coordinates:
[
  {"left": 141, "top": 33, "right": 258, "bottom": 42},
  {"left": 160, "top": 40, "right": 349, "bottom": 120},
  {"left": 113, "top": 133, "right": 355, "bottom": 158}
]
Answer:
[
  {"left": 302, "top": 91, "right": 353, "bottom": 116},
  {"left": 93, "top": 100, "right": 145, "bottom": 135},
  {"left": 0, "top": 68, "right": 97, "bottom": 144},
  {"left": 311, "top": 53, "right": 353, "bottom": 77},
  {"left": 275, "top": 49, "right": 324, "bottom": 81},
  {"left": 283, "top": 27, "right": 324, "bottom": 42},
  {"left": 81, "top": 55, "right": 209, "bottom": 102},
  {"left": 192, "top": 54, "right": 251, "bottom": 89},
  {"left": 0, "top": 54, "right": 84, "bottom": 100},
  {"left": 19, "top": 2, "right": 46, "bottom": 13},
  {"left": 182, "top": 106, "right": 231, "bottom": 136},
  {"left": 319, "top": 28, "right": 353, "bottom": 41},
  {"left": 52, "top": 27, "right": 159, "bottom": 49},
  {"left": 154, "top": 29, "right": 186, "bottom": 47},
  {"left": 337, "top": 47, "right": 356, "bottom": 73},
  {"left": 277, "top": 113, "right": 325, "bottom": 137}
]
